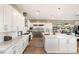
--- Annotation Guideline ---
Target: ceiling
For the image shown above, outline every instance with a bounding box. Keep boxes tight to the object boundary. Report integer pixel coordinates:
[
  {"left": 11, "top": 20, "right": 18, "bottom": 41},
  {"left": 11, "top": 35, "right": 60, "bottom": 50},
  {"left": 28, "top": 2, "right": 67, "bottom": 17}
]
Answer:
[{"left": 12, "top": 4, "right": 79, "bottom": 20}]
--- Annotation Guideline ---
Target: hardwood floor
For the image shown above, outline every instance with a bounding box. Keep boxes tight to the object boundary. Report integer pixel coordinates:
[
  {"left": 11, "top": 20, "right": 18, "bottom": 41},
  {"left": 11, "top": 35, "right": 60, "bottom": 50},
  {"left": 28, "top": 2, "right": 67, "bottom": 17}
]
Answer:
[{"left": 23, "top": 37, "right": 46, "bottom": 54}]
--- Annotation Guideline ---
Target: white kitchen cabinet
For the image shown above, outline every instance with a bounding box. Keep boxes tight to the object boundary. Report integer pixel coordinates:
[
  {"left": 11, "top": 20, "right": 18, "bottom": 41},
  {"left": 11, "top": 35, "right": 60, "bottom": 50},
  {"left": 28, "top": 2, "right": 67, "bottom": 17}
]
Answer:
[
  {"left": 59, "top": 35, "right": 77, "bottom": 53},
  {"left": 12, "top": 11, "right": 24, "bottom": 31},
  {"left": 44, "top": 34, "right": 77, "bottom": 53},
  {"left": 0, "top": 5, "right": 4, "bottom": 32},
  {"left": 45, "top": 35, "right": 58, "bottom": 53},
  {"left": 68, "top": 37, "right": 77, "bottom": 53},
  {"left": 3, "top": 5, "right": 21, "bottom": 32},
  {"left": 3, "top": 5, "right": 13, "bottom": 32},
  {"left": 2, "top": 4, "right": 24, "bottom": 32},
  {"left": 11, "top": 9, "right": 19, "bottom": 31},
  {"left": 0, "top": 4, "right": 25, "bottom": 32},
  {"left": 18, "top": 15, "right": 24, "bottom": 31},
  {"left": 59, "top": 37, "right": 68, "bottom": 53}
]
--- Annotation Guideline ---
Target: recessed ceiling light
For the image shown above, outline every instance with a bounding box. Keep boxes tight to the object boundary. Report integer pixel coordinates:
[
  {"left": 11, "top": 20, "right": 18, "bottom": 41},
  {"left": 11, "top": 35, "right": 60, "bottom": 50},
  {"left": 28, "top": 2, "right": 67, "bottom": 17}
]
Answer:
[
  {"left": 57, "top": 12, "right": 61, "bottom": 15},
  {"left": 36, "top": 10, "right": 40, "bottom": 15},
  {"left": 57, "top": 8, "right": 61, "bottom": 15},
  {"left": 51, "top": 16, "right": 55, "bottom": 19},
  {"left": 13, "top": 12, "right": 19, "bottom": 16},
  {"left": 23, "top": 12, "right": 27, "bottom": 17}
]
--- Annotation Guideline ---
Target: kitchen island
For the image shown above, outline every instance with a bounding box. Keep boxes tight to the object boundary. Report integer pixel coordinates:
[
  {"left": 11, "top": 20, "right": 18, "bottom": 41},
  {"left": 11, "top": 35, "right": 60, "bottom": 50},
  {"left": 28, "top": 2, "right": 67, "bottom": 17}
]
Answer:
[{"left": 43, "top": 33, "right": 77, "bottom": 53}]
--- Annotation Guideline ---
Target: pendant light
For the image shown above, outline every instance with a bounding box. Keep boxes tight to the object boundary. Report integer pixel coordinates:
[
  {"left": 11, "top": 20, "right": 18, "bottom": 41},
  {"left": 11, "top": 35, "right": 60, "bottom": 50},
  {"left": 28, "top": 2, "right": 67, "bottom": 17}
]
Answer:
[
  {"left": 57, "top": 8, "right": 61, "bottom": 15},
  {"left": 23, "top": 12, "right": 27, "bottom": 26},
  {"left": 35, "top": 10, "right": 40, "bottom": 24}
]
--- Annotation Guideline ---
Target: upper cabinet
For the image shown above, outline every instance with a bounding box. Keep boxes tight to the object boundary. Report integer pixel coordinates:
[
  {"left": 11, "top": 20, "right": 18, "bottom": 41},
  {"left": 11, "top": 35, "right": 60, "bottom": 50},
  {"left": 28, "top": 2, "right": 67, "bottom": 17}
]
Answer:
[
  {"left": 11, "top": 7, "right": 24, "bottom": 31},
  {"left": 3, "top": 5, "right": 13, "bottom": 32},
  {"left": 17, "top": 14, "right": 24, "bottom": 31},
  {"left": 0, "top": 5, "right": 4, "bottom": 32},
  {"left": 0, "top": 4, "right": 25, "bottom": 32}
]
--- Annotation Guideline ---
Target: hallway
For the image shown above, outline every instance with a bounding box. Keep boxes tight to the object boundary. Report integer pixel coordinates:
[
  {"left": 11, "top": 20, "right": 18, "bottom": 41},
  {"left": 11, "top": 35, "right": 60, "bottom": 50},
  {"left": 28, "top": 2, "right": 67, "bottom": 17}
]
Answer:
[{"left": 23, "top": 37, "right": 46, "bottom": 54}]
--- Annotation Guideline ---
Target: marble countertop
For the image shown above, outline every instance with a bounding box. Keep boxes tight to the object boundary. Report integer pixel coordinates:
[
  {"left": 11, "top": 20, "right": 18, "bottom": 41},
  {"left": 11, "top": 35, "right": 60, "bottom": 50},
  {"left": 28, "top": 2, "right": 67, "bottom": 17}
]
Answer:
[
  {"left": 43, "top": 33, "right": 77, "bottom": 39},
  {"left": 0, "top": 37, "right": 21, "bottom": 52},
  {"left": 0, "top": 31, "right": 30, "bottom": 52},
  {"left": 0, "top": 34, "right": 29, "bottom": 52}
]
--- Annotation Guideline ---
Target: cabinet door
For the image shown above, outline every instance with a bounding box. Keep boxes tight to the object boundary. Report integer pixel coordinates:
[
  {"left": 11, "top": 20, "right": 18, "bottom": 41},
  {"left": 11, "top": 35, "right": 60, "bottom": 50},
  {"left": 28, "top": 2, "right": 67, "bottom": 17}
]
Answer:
[
  {"left": 12, "top": 11, "right": 24, "bottom": 31},
  {"left": 12, "top": 10, "right": 19, "bottom": 31},
  {"left": 45, "top": 36, "right": 58, "bottom": 53},
  {"left": 0, "top": 5, "right": 4, "bottom": 32},
  {"left": 3, "top": 5, "right": 13, "bottom": 31},
  {"left": 59, "top": 38, "right": 68, "bottom": 53},
  {"left": 18, "top": 15, "right": 24, "bottom": 31},
  {"left": 68, "top": 37, "right": 77, "bottom": 53}
]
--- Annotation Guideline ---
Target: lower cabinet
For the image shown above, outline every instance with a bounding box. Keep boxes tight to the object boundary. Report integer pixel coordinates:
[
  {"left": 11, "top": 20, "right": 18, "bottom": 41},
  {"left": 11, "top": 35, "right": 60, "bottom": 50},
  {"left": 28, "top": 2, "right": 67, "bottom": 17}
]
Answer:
[
  {"left": 59, "top": 38, "right": 68, "bottom": 53},
  {"left": 44, "top": 35, "right": 77, "bottom": 53},
  {"left": 59, "top": 37, "right": 77, "bottom": 53},
  {"left": 45, "top": 35, "right": 58, "bottom": 53},
  {"left": 68, "top": 37, "right": 77, "bottom": 53}
]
